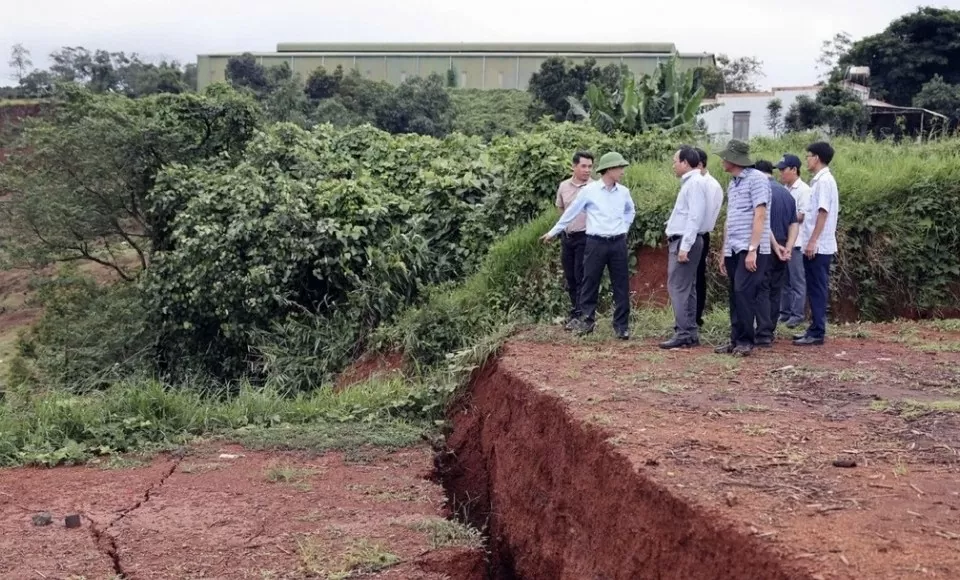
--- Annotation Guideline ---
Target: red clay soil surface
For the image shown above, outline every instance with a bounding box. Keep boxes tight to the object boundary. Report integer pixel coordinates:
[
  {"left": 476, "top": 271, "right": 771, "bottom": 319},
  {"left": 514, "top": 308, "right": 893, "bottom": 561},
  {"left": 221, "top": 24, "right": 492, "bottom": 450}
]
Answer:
[
  {"left": 0, "top": 445, "right": 485, "bottom": 579},
  {"left": 630, "top": 245, "right": 670, "bottom": 307},
  {"left": 443, "top": 323, "right": 960, "bottom": 580}
]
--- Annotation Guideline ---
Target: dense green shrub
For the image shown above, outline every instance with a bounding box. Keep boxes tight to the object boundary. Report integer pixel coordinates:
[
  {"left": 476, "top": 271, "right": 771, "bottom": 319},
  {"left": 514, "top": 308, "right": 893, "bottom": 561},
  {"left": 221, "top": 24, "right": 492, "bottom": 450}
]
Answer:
[
  {"left": 11, "top": 273, "right": 155, "bottom": 393},
  {"left": 143, "top": 121, "right": 679, "bottom": 380}
]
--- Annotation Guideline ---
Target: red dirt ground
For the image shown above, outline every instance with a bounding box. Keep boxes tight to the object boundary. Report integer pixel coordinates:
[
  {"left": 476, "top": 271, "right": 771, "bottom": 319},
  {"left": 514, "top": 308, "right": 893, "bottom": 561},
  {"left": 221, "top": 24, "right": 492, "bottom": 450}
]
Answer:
[
  {"left": 442, "top": 324, "right": 960, "bottom": 579},
  {"left": 0, "top": 444, "right": 485, "bottom": 579},
  {"left": 630, "top": 245, "right": 670, "bottom": 307}
]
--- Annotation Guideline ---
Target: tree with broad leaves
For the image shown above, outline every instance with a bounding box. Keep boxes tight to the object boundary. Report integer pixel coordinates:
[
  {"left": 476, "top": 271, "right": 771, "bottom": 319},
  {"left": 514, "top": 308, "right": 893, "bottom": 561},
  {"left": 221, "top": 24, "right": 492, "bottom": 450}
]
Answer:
[
  {"left": 913, "top": 75, "right": 960, "bottom": 123},
  {"left": 526, "top": 56, "right": 625, "bottom": 121},
  {"left": 696, "top": 54, "right": 764, "bottom": 97},
  {"left": 839, "top": 7, "right": 960, "bottom": 106},
  {"left": 0, "top": 85, "right": 262, "bottom": 280}
]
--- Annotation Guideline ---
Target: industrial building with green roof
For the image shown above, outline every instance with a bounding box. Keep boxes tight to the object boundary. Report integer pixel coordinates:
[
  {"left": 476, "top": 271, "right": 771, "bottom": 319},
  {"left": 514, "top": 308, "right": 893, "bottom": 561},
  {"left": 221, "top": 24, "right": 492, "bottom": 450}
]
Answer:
[{"left": 196, "top": 42, "right": 715, "bottom": 90}]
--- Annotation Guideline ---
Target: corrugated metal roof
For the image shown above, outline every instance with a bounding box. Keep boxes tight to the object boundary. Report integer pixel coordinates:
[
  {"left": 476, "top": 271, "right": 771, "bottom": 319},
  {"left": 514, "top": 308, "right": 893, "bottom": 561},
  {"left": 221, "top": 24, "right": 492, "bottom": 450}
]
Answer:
[{"left": 274, "top": 42, "right": 678, "bottom": 54}]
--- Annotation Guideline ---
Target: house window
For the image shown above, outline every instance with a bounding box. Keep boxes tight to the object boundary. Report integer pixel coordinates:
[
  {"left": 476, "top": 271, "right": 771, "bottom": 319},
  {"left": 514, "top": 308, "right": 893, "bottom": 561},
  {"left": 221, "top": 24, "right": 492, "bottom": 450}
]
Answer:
[
  {"left": 732, "top": 111, "right": 751, "bottom": 141},
  {"left": 460, "top": 71, "right": 468, "bottom": 88}
]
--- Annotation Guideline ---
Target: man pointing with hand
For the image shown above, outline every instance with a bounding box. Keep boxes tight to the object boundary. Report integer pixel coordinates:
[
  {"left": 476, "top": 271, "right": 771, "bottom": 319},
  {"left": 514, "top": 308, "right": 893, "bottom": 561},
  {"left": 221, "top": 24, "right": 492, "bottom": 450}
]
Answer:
[{"left": 541, "top": 152, "right": 635, "bottom": 340}]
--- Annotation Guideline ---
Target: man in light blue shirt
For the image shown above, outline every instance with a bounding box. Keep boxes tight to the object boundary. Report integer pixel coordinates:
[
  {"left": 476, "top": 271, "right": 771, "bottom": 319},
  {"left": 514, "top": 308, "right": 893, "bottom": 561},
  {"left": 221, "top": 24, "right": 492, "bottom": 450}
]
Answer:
[
  {"left": 661, "top": 146, "right": 707, "bottom": 349},
  {"left": 541, "top": 151, "right": 635, "bottom": 339}
]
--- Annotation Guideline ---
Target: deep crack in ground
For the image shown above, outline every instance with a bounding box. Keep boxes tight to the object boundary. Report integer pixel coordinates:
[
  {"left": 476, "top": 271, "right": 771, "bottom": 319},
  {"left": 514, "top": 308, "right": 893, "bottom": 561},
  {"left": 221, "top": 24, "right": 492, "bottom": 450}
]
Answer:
[{"left": 86, "top": 455, "right": 183, "bottom": 578}]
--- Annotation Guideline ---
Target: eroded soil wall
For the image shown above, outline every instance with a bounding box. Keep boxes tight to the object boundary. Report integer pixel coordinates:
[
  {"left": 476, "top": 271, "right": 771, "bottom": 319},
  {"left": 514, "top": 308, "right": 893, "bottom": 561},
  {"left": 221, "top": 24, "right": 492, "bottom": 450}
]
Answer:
[{"left": 438, "top": 363, "right": 815, "bottom": 580}]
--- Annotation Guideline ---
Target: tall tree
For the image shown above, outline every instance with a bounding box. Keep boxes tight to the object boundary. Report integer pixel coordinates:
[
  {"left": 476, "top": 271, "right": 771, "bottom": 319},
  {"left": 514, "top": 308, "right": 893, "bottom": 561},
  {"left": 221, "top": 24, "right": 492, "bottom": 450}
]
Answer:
[
  {"left": 816, "top": 32, "right": 853, "bottom": 81},
  {"left": 526, "top": 57, "right": 622, "bottom": 121},
  {"left": 225, "top": 52, "right": 270, "bottom": 94},
  {"left": 8, "top": 43, "right": 32, "bottom": 83},
  {"left": 305, "top": 65, "right": 343, "bottom": 101},
  {"left": 766, "top": 98, "right": 783, "bottom": 136},
  {"left": 696, "top": 54, "right": 764, "bottom": 97},
  {"left": 0, "top": 85, "right": 262, "bottom": 279},
  {"left": 839, "top": 7, "right": 960, "bottom": 106},
  {"left": 376, "top": 73, "right": 453, "bottom": 137}
]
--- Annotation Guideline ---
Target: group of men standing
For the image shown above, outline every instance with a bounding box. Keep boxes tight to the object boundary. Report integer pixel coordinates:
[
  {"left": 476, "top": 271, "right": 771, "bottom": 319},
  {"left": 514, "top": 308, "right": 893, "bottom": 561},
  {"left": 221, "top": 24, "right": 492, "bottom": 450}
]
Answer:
[{"left": 540, "top": 138, "right": 839, "bottom": 356}]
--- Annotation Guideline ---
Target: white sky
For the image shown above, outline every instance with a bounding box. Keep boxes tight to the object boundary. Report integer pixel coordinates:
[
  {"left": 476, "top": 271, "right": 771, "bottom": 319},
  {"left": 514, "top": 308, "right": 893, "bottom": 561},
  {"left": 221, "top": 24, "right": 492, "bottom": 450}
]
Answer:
[{"left": 1, "top": 0, "right": 954, "bottom": 88}]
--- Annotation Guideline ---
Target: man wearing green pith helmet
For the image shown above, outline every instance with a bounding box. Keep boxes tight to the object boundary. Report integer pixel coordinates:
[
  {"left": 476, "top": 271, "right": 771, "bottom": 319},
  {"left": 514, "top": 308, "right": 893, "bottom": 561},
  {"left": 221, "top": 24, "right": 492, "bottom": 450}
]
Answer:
[{"left": 541, "top": 152, "right": 636, "bottom": 340}]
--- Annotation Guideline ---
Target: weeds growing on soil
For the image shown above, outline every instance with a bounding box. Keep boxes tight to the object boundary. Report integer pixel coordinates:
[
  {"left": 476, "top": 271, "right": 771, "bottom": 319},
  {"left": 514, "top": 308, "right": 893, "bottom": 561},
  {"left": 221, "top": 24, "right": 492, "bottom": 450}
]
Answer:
[{"left": 410, "top": 518, "right": 486, "bottom": 550}]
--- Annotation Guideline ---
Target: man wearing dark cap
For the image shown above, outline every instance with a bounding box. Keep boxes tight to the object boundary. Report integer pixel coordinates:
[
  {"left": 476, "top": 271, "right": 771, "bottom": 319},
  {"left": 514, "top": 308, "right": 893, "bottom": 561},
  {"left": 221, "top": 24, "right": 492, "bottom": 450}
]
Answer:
[
  {"left": 714, "top": 140, "right": 771, "bottom": 357},
  {"left": 754, "top": 160, "right": 798, "bottom": 346},
  {"left": 775, "top": 154, "right": 812, "bottom": 328},
  {"left": 541, "top": 151, "right": 635, "bottom": 340}
]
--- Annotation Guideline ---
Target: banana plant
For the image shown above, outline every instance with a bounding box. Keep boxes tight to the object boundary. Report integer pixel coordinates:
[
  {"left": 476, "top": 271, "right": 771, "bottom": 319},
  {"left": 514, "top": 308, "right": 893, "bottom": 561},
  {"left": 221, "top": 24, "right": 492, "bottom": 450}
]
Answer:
[{"left": 567, "top": 56, "right": 705, "bottom": 134}]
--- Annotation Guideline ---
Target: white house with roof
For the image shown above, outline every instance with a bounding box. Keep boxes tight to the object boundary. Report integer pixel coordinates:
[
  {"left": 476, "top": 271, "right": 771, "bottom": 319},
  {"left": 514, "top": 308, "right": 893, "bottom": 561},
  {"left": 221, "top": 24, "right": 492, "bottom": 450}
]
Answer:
[
  {"left": 698, "top": 77, "right": 948, "bottom": 142},
  {"left": 698, "top": 82, "right": 870, "bottom": 141}
]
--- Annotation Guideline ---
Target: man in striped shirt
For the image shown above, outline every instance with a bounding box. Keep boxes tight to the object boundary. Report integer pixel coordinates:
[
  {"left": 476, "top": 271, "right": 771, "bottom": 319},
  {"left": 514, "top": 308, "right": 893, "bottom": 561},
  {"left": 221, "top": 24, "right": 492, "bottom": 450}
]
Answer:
[{"left": 715, "top": 139, "right": 772, "bottom": 357}]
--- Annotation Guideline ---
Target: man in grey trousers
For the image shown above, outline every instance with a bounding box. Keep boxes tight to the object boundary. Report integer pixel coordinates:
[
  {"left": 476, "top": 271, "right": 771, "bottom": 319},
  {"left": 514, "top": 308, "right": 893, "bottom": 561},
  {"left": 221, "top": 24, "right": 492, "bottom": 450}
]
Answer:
[
  {"left": 660, "top": 146, "right": 708, "bottom": 349},
  {"left": 776, "top": 154, "right": 812, "bottom": 328}
]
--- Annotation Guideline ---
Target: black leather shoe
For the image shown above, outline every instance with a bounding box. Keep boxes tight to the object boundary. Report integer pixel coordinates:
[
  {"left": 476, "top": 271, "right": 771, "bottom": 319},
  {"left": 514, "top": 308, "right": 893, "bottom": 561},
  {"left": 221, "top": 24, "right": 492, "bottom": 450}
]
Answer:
[
  {"left": 563, "top": 318, "right": 580, "bottom": 331},
  {"left": 714, "top": 343, "right": 734, "bottom": 354},
  {"left": 659, "top": 337, "right": 695, "bottom": 349},
  {"left": 732, "top": 345, "right": 753, "bottom": 357},
  {"left": 575, "top": 322, "right": 596, "bottom": 336},
  {"left": 792, "top": 333, "right": 808, "bottom": 341},
  {"left": 616, "top": 330, "right": 630, "bottom": 341},
  {"left": 785, "top": 318, "right": 804, "bottom": 329},
  {"left": 755, "top": 338, "right": 773, "bottom": 348},
  {"left": 793, "top": 336, "right": 824, "bottom": 346}
]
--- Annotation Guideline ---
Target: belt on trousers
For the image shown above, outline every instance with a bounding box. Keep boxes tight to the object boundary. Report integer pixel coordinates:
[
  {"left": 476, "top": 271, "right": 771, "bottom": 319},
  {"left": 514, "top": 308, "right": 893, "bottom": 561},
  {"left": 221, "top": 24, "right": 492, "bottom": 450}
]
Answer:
[
  {"left": 667, "top": 233, "right": 703, "bottom": 243},
  {"left": 587, "top": 233, "right": 626, "bottom": 242}
]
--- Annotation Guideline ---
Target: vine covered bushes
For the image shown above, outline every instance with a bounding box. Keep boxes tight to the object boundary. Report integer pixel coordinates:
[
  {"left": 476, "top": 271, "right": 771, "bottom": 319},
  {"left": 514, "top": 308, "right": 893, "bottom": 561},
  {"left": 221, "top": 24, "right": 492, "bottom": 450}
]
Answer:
[{"left": 141, "top": 120, "right": 680, "bottom": 381}]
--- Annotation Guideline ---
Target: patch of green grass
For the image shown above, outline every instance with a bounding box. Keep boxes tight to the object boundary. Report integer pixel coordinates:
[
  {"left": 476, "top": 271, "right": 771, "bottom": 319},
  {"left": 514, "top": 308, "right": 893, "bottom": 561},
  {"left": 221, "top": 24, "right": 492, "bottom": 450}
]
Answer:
[
  {"left": 96, "top": 454, "right": 150, "bottom": 470},
  {"left": 410, "top": 518, "right": 485, "bottom": 549},
  {"left": 868, "top": 398, "right": 960, "bottom": 419},
  {"left": 924, "top": 319, "right": 960, "bottom": 333},
  {"left": 234, "top": 421, "right": 425, "bottom": 459},
  {"left": 324, "top": 539, "right": 400, "bottom": 578},
  {"left": 265, "top": 464, "right": 317, "bottom": 487},
  {"left": 0, "top": 375, "right": 433, "bottom": 467},
  {"left": 911, "top": 341, "right": 960, "bottom": 353}
]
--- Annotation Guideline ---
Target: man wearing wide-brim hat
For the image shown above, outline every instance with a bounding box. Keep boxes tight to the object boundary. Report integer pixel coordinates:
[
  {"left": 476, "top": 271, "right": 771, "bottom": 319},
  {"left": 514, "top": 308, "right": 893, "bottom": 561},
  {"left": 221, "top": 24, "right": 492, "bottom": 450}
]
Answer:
[
  {"left": 541, "top": 152, "right": 636, "bottom": 340},
  {"left": 714, "top": 139, "right": 772, "bottom": 357}
]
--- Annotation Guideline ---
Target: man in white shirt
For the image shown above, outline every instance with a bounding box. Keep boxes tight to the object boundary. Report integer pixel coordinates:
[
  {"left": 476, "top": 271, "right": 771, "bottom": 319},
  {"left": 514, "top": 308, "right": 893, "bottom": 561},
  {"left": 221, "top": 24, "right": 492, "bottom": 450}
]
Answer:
[
  {"left": 775, "top": 154, "right": 812, "bottom": 329},
  {"left": 794, "top": 142, "right": 839, "bottom": 346},
  {"left": 661, "top": 146, "right": 708, "bottom": 349},
  {"left": 693, "top": 147, "right": 724, "bottom": 327}
]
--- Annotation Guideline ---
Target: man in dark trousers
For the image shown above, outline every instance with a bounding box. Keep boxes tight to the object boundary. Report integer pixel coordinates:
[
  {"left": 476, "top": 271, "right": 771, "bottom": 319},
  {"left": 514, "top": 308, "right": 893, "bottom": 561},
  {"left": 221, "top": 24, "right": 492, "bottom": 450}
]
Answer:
[
  {"left": 541, "top": 152, "right": 635, "bottom": 339},
  {"left": 715, "top": 140, "right": 771, "bottom": 357},
  {"left": 795, "top": 141, "right": 840, "bottom": 346},
  {"left": 753, "top": 160, "right": 798, "bottom": 347},
  {"left": 660, "top": 146, "right": 708, "bottom": 349},
  {"left": 694, "top": 147, "right": 724, "bottom": 327},
  {"left": 555, "top": 151, "right": 595, "bottom": 331}
]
